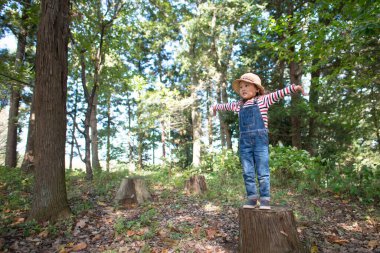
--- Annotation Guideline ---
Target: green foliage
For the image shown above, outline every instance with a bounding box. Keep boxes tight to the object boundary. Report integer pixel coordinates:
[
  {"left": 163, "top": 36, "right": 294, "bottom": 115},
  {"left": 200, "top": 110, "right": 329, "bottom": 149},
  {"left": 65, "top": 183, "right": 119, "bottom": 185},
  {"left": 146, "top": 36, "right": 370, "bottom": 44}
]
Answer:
[
  {"left": 93, "top": 169, "right": 129, "bottom": 197},
  {"left": 114, "top": 207, "right": 158, "bottom": 239},
  {"left": 200, "top": 149, "right": 241, "bottom": 176},
  {"left": 19, "top": 219, "right": 41, "bottom": 237},
  {"left": 269, "top": 145, "right": 380, "bottom": 203},
  {"left": 199, "top": 150, "right": 245, "bottom": 204},
  {"left": 270, "top": 145, "right": 324, "bottom": 190},
  {"left": 0, "top": 166, "right": 32, "bottom": 211},
  {"left": 325, "top": 141, "right": 380, "bottom": 203}
]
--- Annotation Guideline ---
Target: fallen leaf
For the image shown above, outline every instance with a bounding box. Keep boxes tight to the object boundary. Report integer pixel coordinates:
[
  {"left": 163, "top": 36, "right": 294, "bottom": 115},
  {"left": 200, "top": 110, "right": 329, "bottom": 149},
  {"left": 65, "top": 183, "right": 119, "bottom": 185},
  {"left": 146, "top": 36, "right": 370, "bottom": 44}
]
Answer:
[
  {"left": 127, "top": 230, "right": 136, "bottom": 237},
  {"left": 205, "top": 228, "right": 217, "bottom": 240},
  {"left": 97, "top": 201, "right": 107, "bottom": 206},
  {"left": 71, "top": 242, "right": 87, "bottom": 252},
  {"left": 368, "top": 240, "right": 379, "bottom": 250},
  {"left": 326, "top": 235, "right": 349, "bottom": 245},
  {"left": 12, "top": 217, "right": 25, "bottom": 225},
  {"left": 162, "top": 238, "right": 177, "bottom": 247},
  {"left": 75, "top": 219, "right": 87, "bottom": 229},
  {"left": 310, "top": 241, "right": 318, "bottom": 253},
  {"left": 92, "top": 234, "right": 101, "bottom": 241},
  {"left": 192, "top": 225, "right": 201, "bottom": 236},
  {"left": 58, "top": 248, "right": 68, "bottom": 253},
  {"left": 39, "top": 230, "right": 49, "bottom": 238}
]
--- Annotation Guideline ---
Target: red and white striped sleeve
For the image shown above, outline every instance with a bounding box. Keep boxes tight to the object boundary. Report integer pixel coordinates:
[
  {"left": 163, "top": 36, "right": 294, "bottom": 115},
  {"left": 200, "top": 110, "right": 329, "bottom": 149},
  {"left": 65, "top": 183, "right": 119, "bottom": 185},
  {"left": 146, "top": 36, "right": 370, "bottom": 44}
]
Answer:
[
  {"left": 212, "top": 101, "right": 241, "bottom": 112},
  {"left": 263, "top": 84, "right": 297, "bottom": 107}
]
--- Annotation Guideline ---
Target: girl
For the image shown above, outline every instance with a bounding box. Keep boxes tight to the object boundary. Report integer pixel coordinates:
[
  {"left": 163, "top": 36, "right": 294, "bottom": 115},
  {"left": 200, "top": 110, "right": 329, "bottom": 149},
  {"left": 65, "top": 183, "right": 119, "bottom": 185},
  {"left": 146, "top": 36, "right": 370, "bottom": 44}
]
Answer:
[{"left": 212, "top": 73, "right": 306, "bottom": 209}]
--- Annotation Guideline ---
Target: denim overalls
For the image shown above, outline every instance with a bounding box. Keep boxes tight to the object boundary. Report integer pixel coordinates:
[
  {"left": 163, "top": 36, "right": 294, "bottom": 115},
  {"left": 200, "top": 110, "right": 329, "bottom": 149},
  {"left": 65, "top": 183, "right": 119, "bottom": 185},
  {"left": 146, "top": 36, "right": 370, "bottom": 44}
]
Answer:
[{"left": 239, "top": 99, "right": 270, "bottom": 201}]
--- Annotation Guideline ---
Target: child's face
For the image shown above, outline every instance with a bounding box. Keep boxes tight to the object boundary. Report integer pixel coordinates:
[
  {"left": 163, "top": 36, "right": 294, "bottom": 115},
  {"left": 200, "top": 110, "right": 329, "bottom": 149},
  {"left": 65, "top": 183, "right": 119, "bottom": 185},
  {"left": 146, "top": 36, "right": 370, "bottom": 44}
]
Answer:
[{"left": 239, "top": 81, "right": 258, "bottom": 100}]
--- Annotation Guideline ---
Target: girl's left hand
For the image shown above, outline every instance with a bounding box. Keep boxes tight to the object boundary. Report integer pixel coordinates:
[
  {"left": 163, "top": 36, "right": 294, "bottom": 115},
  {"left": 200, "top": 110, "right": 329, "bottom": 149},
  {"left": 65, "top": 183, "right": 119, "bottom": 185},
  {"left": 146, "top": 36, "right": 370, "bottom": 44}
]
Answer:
[{"left": 294, "top": 85, "right": 308, "bottom": 96}]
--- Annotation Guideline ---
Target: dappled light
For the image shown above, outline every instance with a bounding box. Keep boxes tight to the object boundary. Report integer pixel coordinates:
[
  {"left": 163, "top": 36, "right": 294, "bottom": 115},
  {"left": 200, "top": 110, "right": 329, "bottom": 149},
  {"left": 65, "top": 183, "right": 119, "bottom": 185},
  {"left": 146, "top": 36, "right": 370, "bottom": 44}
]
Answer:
[{"left": 1, "top": 0, "right": 379, "bottom": 251}]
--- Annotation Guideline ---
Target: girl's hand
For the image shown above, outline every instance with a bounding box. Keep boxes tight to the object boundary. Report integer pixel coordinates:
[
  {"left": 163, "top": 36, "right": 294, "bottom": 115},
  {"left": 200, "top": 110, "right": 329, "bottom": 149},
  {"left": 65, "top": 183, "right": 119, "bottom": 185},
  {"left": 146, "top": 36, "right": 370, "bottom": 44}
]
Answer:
[
  {"left": 210, "top": 106, "right": 216, "bottom": 116},
  {"left": 294, "top": 84, "right": 308, "bottom": 96}
]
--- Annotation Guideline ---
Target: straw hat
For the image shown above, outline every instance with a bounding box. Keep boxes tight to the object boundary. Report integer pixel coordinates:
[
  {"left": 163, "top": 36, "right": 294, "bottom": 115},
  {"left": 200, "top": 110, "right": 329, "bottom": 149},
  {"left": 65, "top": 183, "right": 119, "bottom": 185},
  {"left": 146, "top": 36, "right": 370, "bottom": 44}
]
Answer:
[{"left": 232, "top": 73, "right": 264, "bottom": 95}]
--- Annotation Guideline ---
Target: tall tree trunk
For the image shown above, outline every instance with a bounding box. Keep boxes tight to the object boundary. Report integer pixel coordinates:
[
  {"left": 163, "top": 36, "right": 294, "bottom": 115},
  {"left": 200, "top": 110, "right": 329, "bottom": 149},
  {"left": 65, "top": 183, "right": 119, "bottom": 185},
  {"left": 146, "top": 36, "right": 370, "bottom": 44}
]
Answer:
[
  {"left": 207, "top": 85, "right": 213, "bottom": 149},
  {"left": 285, "top": 2, "right": 303, "bottom": 149},
  {"left": 152, "top": 138, "right": 155, "bottom": 165},
  {"left": 84, "top": 108, "right": 93, "bottom": 179},
  {"left": 270, "top": 59, "right": 287, "bottom": 145},
  {"left": 91, "top": 93, "right": 101, "bottom": 170},
  {"left": 308, "top": 59, "right": 321, "bottom": 155},
  {"left": 191, "top": 74, "right": 202, "bottom": 167},
  {"left": 289, "top": 60, "right": 302, "bottom": 149},
  {"left": 5, "top": 87, "right": 20, "bottom": 167},
  {"left": 220, "top": 76, "right": 232, "bottom": 149},
  {"left": 80, "top": 50, "right": 93, "bottom": 180},
  {"left": 127, "top": 94, "right": 133, "bottom": 161},
  {"left": 69, "top": 82, "right": 79, "bottom": 169},
  {"left": 161, "top": 120, "right": 166, "bottom": 158},
  {"left": 21, "top": 93, "right": 35, "bottom": 172},
  {"left": 137, "top": 130, "right": 143, "bottom": 170},
  {"left": 137, "top": 96, "right": 143, "bottom": 170},
  {"left": 29, "top": 0, "right": 71, "bottom": 222},
  {"left": 216, "top": 86, "right": 226, "bottom": 147},
  {"left": 210, "top": 11, "right": 234, "bottom": 150},
  {"left": 5, "top": 0, "right": 30, "bottom": 167},
  {"left": 106, "top": 95, "right": 111, "bottom": 172}
]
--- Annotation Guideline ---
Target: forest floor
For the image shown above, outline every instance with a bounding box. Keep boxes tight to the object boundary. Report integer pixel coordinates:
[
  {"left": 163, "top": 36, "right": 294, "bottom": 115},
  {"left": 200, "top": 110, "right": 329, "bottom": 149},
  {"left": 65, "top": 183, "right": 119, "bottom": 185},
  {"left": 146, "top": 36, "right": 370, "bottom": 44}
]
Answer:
[{"left": 1, "top": 174, "right": 379, "bottom": 253}]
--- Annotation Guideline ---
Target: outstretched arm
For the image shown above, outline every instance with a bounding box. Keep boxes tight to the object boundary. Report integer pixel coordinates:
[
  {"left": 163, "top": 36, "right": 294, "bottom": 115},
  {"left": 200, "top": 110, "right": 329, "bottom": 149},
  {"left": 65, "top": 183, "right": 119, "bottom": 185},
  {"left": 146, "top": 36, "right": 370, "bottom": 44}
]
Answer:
[
  {"left": 211, "top": 101, "right": 241, "bottom": 116},
  {"left": 264, "top": 84, "right": 307, "bottom": 107}
]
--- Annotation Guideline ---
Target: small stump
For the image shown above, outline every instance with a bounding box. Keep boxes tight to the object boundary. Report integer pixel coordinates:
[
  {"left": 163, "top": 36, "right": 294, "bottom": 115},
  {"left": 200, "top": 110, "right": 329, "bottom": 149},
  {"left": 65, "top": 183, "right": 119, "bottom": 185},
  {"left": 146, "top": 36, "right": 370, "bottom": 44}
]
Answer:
[
  {"left": 115, "top": 177, "right": 151, "bottom": 206},
  {"left": 239, "top": 206, "right": 305, "bottom": 253},
  {"left": 185, "top": 175, "right": 207, "bottom": 195}
]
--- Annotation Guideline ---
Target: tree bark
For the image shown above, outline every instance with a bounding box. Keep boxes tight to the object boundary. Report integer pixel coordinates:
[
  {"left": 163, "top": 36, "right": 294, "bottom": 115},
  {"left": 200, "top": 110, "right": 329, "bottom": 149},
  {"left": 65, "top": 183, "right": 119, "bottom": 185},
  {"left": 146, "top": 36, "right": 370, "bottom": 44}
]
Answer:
[
  {"left": 29, "top": 0, "right": 71, "bottom": 222},
  {"left": 5, "top": 87, "right": 20, "bottom": 168},
  {"left": 115, "top": 177, "right": 151, "bottom": 206},
  {"left": 206, "top": 86, "right": 213, "bottom": 148},
  {"left": 137, "top": 98, "right": 144, "bottom": 170},
  {"left": 127, "top": 94, "right": 133, "bottom": 161},
  {"left": 308, "top": 60, "right": 321, "bottom": 155},
  {"left": 5, "top": 0, "right": 30, "bottom": 168},
  {"left": 161, "top": 120, "right": 166, "bottom": 158},
  {"left": 239, "top": 207, "right": 305, "bottom": 253},
  {"left": 191, "top": 82, "right": 202, "bottom": 167},
  {"left": 79, "top": 49, "right": 94, "bottom": 180},
  {"left": 210, "top": 13, "right": 234, "bottom": 150},
  {"left": 185, "top": 175, "right": 207, "bottom": 195},
  {"left": 21, "top": 93, "right": 35, "bottom": 172},
  {"left": 287, "top": 2, "right": 303, "bottom": 149},
  {"left": 69, "top": 82, "right": 79, "bottom": 169},
  {"left": 106, "top": 94, "right": 111, "bottom": 172},
  {"left": 91, "top": 93, "right": 101, "bottom": 170},
  {"left": 289, "top": 61, "right": 302, "bottom": 149}
]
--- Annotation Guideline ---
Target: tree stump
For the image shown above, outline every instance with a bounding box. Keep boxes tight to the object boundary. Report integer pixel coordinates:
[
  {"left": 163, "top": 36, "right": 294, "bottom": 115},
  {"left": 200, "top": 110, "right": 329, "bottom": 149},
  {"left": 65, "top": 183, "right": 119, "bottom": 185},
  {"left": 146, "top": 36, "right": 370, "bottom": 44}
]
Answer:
[
  {"left": 185, "top": 175, "right": 207, "bottom": 195},
  {"left": 239, "top": 206, "right": 305, "bottom": 253},
  {"left": 115, "top": 177, "right": 151, "bottom": 206}
]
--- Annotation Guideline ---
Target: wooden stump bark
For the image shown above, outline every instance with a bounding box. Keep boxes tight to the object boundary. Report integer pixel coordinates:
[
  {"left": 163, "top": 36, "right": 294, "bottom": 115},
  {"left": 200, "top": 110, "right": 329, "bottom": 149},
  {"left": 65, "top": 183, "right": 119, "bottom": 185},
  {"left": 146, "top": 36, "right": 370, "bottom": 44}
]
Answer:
[
  {"left": 115, "top": 177, "right": 151, "bottom": 206},
  {"left": 239, "top": 206, "right": 305, "bottom": 253},
  {"left": 185, "top": 175, "right": 207, "bottom": 195}
]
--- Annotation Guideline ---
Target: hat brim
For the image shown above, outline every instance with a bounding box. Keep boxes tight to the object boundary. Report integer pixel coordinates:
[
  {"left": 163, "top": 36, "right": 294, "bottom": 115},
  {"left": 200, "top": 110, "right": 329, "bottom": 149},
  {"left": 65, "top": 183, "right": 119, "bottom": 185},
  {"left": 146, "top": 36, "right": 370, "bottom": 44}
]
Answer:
[{"left": 232, "top": 79, "right": 265, "bottom": 95}]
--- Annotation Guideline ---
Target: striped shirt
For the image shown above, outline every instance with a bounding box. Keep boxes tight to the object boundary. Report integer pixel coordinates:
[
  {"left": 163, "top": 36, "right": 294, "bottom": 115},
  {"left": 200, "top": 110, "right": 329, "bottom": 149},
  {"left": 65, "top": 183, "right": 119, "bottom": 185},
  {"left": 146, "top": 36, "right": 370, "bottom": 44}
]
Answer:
[{"left": 213, "top": 85, "right": 297, "bottom": 129}]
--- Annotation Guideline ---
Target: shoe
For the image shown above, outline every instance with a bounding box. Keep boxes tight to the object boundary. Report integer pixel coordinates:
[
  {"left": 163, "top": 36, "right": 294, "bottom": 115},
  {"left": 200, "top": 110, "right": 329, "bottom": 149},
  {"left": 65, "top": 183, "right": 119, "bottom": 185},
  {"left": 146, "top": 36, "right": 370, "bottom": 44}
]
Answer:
[
  {"left": 243, "top": 198, "right": 257, "bottom": 208},
  {"left": 259, "top": 199, "right": 271, "bottom": 210}
]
